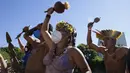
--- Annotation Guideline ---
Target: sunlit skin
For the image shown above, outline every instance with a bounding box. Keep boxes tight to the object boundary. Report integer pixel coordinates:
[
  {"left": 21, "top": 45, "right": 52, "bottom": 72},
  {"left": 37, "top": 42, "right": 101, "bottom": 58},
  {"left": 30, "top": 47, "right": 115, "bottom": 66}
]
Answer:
[
  {"left": 23, "top": 25, "right": 49, "bottom": 73},
  {"left": 87, "top": 24, "right": 129, "bottom": 73}
]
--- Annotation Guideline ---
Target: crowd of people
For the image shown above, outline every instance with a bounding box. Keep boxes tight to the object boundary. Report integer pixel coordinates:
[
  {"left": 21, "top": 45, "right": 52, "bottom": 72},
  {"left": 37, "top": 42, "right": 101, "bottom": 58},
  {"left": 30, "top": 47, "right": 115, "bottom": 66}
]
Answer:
[{"left": 0, "top": 1, "right": 130, "bottom": 73}]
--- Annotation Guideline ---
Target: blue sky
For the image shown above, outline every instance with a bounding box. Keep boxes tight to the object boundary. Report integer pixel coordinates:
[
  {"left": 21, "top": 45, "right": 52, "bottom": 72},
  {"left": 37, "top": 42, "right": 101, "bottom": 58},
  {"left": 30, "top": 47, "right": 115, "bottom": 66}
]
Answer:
[{"left": 0, "top": 0, "right": 130, "bottom": 47}]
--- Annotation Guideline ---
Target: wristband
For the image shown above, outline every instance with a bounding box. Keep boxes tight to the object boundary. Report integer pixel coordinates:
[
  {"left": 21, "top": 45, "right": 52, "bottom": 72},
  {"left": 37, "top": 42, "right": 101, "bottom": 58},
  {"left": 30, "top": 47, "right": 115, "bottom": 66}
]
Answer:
[{"left": 46, "top": 14, "right": 51, "bottom": 18}]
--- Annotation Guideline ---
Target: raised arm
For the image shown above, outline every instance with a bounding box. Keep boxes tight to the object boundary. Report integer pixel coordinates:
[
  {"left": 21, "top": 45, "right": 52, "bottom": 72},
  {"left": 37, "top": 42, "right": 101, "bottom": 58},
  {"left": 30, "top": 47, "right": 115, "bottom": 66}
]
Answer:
[
  {"left": 23, "top": 26, "right": 37, "bottom": 45},
  {"left": 17, "top": 38, "right": 25, "bottom": 52},
  {"left": 41, "top": 7, "right": 55, "bottom": 49},
  {"left": 87, "top": 23, "right": 104, "bottom": 53}
]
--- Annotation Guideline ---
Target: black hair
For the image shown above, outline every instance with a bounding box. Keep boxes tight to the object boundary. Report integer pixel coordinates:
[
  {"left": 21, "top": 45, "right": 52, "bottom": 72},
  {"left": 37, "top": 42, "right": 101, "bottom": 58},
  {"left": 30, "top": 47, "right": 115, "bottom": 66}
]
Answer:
[
  {"left": 38, "top": 23, "right": 53, "bottom": 34},
  {"left": 25, "top": 42, "right": 32, "bottom": 53},
  {"left": 49, "top": 24, "right": 53, "bottom": 34},
  {"left": 68, "top": 28, "right": 77, "bottom": 46}
]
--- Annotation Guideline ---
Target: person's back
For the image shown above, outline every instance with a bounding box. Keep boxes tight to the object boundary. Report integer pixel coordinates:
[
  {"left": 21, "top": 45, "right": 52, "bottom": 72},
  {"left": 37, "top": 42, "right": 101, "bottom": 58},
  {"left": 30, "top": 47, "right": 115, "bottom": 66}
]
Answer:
[
  {"left": 25, "top": 42, "right": 49, "bottom": 73},
  {"left": 22, "top": 23, "right": 53, "bottom": 73}
]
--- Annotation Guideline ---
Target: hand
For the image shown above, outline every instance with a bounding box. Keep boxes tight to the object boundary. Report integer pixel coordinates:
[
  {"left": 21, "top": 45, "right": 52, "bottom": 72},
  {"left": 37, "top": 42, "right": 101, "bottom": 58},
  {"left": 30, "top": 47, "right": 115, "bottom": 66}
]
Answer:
[
  {"left": 87, "top": 22, "right": 94, "bottom": 30},
  {"left": 46, "top": 7, "right": 54, "bottom": 15},
  {"left": 36, "top": 23, "right": 42, "bottom": 29},
  {"left": 16, "top": 32, "right": 23, "bottom": 39},
  {"left": 23, "top": 26, "right": 29, "bottom": 32}
]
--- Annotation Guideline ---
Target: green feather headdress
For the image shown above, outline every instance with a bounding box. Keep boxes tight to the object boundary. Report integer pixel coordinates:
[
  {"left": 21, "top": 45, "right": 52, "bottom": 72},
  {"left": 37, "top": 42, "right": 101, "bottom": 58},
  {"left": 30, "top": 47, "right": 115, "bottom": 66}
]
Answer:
[{"left": 56, "top": 21, "right": 74, "bottom": 34}]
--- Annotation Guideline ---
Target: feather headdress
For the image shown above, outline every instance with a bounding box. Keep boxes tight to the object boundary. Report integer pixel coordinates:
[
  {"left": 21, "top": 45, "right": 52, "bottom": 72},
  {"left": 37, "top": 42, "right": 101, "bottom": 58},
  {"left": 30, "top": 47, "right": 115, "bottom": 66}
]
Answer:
[{"left": 93, "top": 29, "right": 122, "bottom": 40}]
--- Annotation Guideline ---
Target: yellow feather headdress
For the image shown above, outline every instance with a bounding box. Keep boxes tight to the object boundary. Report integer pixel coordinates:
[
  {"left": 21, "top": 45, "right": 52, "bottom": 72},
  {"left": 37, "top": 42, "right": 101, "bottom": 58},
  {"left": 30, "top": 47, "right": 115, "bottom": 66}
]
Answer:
[{"left": 93, "top": 29, "right": 122, "bottom": 40}]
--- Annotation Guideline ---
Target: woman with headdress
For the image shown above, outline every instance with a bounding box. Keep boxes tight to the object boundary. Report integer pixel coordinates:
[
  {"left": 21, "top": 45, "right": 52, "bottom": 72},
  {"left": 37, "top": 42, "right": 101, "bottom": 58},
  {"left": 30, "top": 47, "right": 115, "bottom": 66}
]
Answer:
[
  {"left": 41, "top": 6, "right": 92, "bottom": 73},
  {"left": 87, "top": 21, "right": 129, "bottom": 73}
]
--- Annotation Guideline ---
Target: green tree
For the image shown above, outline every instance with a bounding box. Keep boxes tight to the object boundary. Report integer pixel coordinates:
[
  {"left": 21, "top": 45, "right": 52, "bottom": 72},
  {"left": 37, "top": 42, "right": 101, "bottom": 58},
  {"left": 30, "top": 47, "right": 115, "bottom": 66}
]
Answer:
[
  {"left": 74, "top": 43, "right": 105, "bottom": 73},
  {"left": 0, "top": 47, "right": 24, "bottom": 63},
  {"left": 0, "top": 47, "right": 10, "bottom": 62}
]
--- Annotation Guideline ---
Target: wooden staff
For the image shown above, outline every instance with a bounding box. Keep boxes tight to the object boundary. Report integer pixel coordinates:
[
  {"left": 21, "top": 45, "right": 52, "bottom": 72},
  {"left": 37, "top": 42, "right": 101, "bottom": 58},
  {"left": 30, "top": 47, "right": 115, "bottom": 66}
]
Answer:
[{"left": 6, "top": 32, "right": 22, "bottom": 73}]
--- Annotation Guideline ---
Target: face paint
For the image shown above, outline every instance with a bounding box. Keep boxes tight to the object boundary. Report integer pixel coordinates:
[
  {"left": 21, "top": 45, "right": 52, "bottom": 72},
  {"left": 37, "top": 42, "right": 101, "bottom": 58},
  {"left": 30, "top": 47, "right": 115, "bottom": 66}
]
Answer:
[
  {"left": 51, "top": 30, "right": 62, "bottom": 44},
  {"left": 33, "top": 30, "right": 40, "bottom": 38}
]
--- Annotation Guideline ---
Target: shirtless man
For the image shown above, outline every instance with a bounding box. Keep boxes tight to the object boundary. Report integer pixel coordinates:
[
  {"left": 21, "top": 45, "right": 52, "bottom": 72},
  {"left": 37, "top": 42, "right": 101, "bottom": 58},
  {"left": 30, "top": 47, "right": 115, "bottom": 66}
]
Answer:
[
  {"left": 23, "top": 23, "right": 53, "bottom": 73},
  {"left": 87, "top": 21, "right": 129, "bottom": 73}
]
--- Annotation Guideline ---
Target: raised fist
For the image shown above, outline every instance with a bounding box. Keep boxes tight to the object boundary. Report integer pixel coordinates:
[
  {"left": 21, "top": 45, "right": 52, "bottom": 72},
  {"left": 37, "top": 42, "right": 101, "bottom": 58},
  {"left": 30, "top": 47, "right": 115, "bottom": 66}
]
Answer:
[
  {"left": 23, "top": 26, "right": 29, "bottom": 32},
  {"left": 46, "top": 7, "right": 54, "bottom": 15},
  {"left": 87, "top": 22, "right": 94, "bottom": 30}
]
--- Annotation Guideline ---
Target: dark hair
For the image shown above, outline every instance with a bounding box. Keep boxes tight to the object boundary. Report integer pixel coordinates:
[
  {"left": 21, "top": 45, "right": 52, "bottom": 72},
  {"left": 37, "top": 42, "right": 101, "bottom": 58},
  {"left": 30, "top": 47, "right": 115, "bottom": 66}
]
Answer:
[
  {"left": 38, "top": 23, "right": 53, "bottom": 32},
  {"left": 68, "top": 28, "right": 77, "bottom": 46},
  {"left": 39, "top": 23, "right": 53, "bottom": 33},
  {"left": 25, "top": 42, "right": 32, "bottom": 53},
  {"left": 49, "top": 24, "right": 53, "bottom": 34}
]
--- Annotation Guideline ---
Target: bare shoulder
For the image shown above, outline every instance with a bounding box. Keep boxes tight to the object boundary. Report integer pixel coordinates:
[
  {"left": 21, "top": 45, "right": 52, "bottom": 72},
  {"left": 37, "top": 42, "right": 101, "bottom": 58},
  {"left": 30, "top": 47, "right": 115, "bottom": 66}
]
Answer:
[
  {"left": 67, "top": 47, "right": 84, "bottom": 57},
  {"left": 117, "top": 47, "right": 129, "bottom": 54},
  {"left": 119, "top": 47, "right": 128, "bottom": 51}
]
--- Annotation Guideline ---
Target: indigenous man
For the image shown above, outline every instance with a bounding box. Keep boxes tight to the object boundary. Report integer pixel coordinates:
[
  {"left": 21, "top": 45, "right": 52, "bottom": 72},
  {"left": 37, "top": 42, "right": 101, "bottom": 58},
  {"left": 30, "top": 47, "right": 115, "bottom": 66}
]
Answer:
[{"left": 87, "top": 22, "right": 129, "bottom": 73}]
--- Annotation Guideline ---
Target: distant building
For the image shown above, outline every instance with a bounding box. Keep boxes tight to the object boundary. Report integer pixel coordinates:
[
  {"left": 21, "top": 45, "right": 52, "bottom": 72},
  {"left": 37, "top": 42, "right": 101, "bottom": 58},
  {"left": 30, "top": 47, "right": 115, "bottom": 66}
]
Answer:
[{"left": 116, "top": 32, "right": 127, "bottom": 47}]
